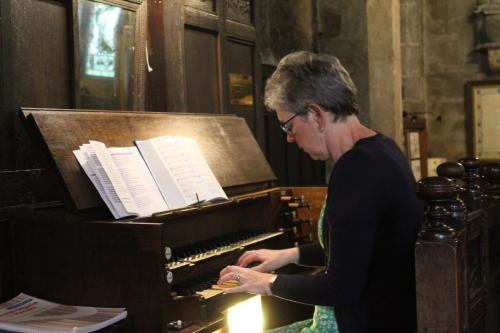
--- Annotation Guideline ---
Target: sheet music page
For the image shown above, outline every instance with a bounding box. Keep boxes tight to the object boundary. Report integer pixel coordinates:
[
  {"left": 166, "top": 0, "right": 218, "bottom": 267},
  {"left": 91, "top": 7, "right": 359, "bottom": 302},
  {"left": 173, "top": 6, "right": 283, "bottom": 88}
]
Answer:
[
  {"left": 181, "top": 138, "right": 228, "bottom": 202},
  {"left": 73, "top": 149, "right": 120, "bottom": 219},
  {"left": 79, "top": 144, "right": 130, "bottom": 218},
  {"left": 149, "top": 136, "right": 227, "bottom": 204},
  {"left": 108, "top": 146, "right": 169, "bottom": 216},
  {"left": 86, "top": 141, "right": 139, "bottom": 217},
  {"left": 0, "top": 293, "right": 127, "bottom": 333},
  {"left": 135, "top": 137, "right": 188, "bottom": 209}
]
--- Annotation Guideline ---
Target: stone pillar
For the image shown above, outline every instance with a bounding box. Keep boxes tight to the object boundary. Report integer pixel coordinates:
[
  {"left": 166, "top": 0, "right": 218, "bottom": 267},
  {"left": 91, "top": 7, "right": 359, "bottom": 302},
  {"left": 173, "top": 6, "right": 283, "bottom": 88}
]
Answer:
[{"left": 366, "top": 0, "right": 404, "bottom": 146}]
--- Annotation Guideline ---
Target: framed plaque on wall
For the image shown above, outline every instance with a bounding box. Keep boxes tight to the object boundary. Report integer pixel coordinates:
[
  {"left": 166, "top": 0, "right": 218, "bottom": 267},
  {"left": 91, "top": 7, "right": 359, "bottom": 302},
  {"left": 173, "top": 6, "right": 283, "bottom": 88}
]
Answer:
[
  {"left": 403, "top": 116, "right": 428, "bottom": 180},
  {"left": 465, "top": 80, "right": 500, "bottom": 160}
]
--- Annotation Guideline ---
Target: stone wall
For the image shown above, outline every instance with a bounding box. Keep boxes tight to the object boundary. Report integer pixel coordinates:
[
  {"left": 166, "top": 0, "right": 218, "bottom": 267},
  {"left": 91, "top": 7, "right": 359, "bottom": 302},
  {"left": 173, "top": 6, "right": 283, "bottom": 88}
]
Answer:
[
  {"left": 424, "top": 0, "right": 484, "bottom": 162},
  {"left": 259, "top": 0, "right": 314, "bottom": 66},
  {"left": 402, "top": 0, "right": 488, "bottom": 162},
  {"left": 401, "top": 0, "right": 424, "bottom": 121}
]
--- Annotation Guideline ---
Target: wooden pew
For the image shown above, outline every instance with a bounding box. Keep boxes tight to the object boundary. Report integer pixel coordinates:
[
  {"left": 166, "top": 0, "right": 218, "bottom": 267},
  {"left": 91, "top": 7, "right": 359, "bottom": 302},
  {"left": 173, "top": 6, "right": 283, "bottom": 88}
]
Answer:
[{"left": 415, "top": 159, "right": 500, "bottom": 333}]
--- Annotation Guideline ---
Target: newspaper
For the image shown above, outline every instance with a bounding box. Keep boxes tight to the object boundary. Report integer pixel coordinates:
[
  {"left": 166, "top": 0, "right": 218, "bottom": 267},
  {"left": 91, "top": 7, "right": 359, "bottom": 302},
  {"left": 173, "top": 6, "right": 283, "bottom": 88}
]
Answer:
[{"left": 0, "top": 293, "right": 127, "bottom": 333}]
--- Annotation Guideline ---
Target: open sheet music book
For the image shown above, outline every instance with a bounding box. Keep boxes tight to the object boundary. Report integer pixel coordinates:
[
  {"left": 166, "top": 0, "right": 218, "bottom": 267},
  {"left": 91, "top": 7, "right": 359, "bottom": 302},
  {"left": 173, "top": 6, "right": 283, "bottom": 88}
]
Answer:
[
  {"left": 73, "top": 136, "right": 228, "bottom": 219},
  {"left": 0, "top": 293, "right": 126, "bottom": 333}
]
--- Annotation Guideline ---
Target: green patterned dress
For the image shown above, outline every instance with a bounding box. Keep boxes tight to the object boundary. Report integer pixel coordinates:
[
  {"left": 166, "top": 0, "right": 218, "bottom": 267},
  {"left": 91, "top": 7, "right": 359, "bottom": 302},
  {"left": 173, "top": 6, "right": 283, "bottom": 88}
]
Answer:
[{"left": 265, "top": 201, "right": 339, "bottom": 333}]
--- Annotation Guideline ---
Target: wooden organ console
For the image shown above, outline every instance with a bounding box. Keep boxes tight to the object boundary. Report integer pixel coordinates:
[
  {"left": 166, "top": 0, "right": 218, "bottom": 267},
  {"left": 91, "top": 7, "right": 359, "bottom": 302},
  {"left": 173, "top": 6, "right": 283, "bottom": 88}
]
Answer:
[
  {"left": 11, "top": 107, "right": 500, "bottom": 333},
  {"left": 11, "top": 108, "right": 323, "bottom": 333}
]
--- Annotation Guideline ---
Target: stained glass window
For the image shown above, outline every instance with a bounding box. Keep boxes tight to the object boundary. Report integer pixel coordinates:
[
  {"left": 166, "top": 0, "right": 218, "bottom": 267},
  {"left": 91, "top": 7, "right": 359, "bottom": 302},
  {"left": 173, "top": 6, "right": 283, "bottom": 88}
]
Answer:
[{"left": 83, "top": 3, "right": 121, "bottom": 78}]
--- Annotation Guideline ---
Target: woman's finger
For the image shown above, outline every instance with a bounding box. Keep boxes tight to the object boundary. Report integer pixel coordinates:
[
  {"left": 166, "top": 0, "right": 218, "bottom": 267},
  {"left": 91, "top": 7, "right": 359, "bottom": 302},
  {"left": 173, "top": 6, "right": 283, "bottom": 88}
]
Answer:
[
  {"left": 221, "top": 285, "right": 246, "bottom": 294},
  {"left": 237, "top": 252, "right": 261, "bottom": 267},
  {"left": 248, "top": 262, "right": 267, "bottom": 272},
  {"left": 217, "top": 271, "right": 239, "bottom": 285},
  {"left": 219, "top": 265, "right": 238, "bottom": 277}
]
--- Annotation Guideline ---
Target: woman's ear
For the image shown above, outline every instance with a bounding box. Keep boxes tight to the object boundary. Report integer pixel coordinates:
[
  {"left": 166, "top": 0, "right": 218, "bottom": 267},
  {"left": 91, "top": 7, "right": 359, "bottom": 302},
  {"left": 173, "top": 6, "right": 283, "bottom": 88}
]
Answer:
[{"left": 308, "top": 103, "right": 327, "bottom": 131}]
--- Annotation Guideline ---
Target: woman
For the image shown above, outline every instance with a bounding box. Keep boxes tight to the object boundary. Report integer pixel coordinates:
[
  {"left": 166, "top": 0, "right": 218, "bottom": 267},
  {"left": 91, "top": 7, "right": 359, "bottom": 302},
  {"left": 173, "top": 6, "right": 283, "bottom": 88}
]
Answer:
[{"left": 219, "top": 51, "right": 420, "bottom": 333}]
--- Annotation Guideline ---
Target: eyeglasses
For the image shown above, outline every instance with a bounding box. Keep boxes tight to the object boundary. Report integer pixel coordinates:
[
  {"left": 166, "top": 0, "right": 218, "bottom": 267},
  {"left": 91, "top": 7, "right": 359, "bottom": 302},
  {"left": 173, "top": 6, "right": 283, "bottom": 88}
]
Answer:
[{"left": 279, "top": 110, "right": 308, "bottom": 135}]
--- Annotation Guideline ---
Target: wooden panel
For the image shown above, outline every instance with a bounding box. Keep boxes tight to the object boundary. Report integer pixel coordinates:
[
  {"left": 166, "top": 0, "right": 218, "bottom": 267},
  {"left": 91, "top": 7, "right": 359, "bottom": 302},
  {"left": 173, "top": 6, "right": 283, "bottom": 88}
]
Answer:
[
  {"left": 226, "top": 0, "right": 252, "bottom": 24},
  {"left": 226, "top": 18, "right": 255, "bottom": 41},
  {"left": 184, "top": 28, "right": 220, "bottom": 114},
  {"left": 466, "top": 211, "right": 488, "bottom": 331},
  {"left": 227, "top": 41, "right": 253, "bottom": 86},
  {"left": 485, "top": 202, "right": 500, "bottom": 333},
  {"left": 0, "top": 0, "right": 71, "bottom": 170},
  {"left": 487, "top": 246, "right": 500, "bottom": 333},
  {"left": 0, "top": 216, "right": 15, "bottom": 302},
  {"left": 184, "top": 6, "right": 220, "bottom": 31},
  {"left": 227, "top": 40, "right": 254, "bottom": 130},
  {"left": 14, "top": 217, "right": 165, "bottom": 333},
  {"left": 265, "top": 113, "right": 288, "bottom": 186},
  {"left": 164, "top": 0, "right": 188, "bottom": 113},
  {"left": 21, "top": 109, "right": 276, "bottom": 210},
  {"left": 287, "top": 141, "right": 302, "bottom": 185},
  {"left": 0, "top": 170, "right": 42, "bottom": 206},
  {"left": 416, "top": 240, "right": 465, "bottom": 333},
  {"left": 0, "top": 1, "right": 4, "bottom": 168},
  {"left": 8, "top": 0, "right": 71, "bottom": 108},
  {"left": 165, "top": 0, "right": 265, "bottom": 148},
  {"left": 184, "top": 0, "right": 215, "bottom": 13},
  {"left": 486, "top": 204, "right": 500, "bottom": 275}
]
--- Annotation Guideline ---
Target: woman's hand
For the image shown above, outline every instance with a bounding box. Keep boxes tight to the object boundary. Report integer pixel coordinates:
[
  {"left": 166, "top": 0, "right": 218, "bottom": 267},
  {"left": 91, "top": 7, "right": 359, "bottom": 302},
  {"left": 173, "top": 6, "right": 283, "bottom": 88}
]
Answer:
[
  {"left": 236, "top": 247, "right": 299, "bottom": 272},
  {"left": 218, "top": 265, "right": 276, "bottom": 295}
]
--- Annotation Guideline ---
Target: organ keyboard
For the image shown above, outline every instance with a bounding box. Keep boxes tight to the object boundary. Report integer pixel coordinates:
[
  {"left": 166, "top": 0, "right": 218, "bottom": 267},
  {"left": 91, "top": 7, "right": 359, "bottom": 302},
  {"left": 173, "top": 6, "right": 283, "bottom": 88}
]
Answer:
[{"left": 166, "top": 230, "right": 286, "bottom": 270}]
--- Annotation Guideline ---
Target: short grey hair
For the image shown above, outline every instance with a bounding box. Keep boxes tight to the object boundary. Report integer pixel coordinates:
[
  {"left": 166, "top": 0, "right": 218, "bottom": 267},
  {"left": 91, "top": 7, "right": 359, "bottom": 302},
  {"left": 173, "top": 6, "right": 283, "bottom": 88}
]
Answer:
[{"left": 264, "top": 51, "right": 359, "bottom": 121}]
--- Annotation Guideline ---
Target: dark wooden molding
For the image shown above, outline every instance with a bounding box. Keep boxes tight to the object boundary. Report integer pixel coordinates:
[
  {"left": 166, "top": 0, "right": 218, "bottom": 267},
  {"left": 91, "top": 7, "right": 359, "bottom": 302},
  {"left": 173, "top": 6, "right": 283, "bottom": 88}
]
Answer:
[
  {"left": 184, "top": 0, "right": 216, "bottom": 14},
  {"left": 216, "top": 0, "right": 229, "bottom": 117},
  {"left": 146, "top": 0, "right": 166, "bottom": 111},
  {"left": 226, "top": 19, "right": 255, "bottom": 41},
  {"left": 184, "top": 6, "right": 220, "bottom": 31},
  {"left": 250, "top": 0, "right": 264, "bottom": 147},
  {"left": 164, "top": 0, "right": 188, "bottom": 112}
]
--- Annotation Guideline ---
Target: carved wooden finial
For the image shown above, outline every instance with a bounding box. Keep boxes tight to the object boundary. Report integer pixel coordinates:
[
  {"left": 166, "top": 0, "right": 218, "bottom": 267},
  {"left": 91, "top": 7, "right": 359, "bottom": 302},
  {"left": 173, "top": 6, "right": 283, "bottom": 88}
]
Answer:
[
  {"left": 436, "top": 162, "right": 467, "bottom": 230},
  {"left": 416, "top": 176, "right": 457, "bottom": 240},
  {"left": 458, "top": 157, "right": 484, "bottom": 211},
  {"left": 479, "top": 162, "right": 500, "bottom": 202},
  {"left": 436, "top": 162, "right": 464, "bottom": 180}
]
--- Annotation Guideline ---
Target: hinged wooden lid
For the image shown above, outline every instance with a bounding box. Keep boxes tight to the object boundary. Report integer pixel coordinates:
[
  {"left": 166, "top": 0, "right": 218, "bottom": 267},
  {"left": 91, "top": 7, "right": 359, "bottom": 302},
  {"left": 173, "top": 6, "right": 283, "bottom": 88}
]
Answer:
[{"left": 20, "top": 108, "right": 276, "bottom": 210}]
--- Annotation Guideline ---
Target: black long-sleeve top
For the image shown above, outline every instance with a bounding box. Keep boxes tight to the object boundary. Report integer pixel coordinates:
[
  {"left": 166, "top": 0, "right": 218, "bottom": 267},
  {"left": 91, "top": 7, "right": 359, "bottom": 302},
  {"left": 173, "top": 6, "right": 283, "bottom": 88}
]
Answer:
[{"left": 271, "top": 134, "right": 421, "bottom": 333}]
